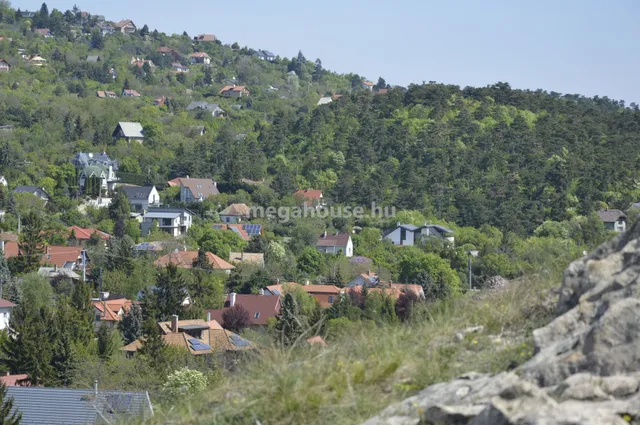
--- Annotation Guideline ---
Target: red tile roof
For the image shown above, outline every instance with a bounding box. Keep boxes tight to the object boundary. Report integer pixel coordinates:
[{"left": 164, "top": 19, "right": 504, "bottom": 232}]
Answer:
[
  {"left": 196, "top": 34, "right": 217, "bottom": 42},
  {"left": 68, "top": 226, "right": 111, "bottom": 241},
  {"left": 208, "top": 294, "right": 280, "bottom": 326},
  {"left": 219, "top": 85, "right": 249, "bottom": 94},
  {"left": 0, "top": 374, "right": 29, "bottom": 386},
  {"left": 0, "top": 299, "right": 15, "bottom": 308},
  {"left": 301, "top": 284, "right": 341, "bottom": 295},
  {"left": 4, "top": 243, "right": 82, "bottom": 268},
  {"left": 92, "top": 298, "right": 133, "bottom": 322},
  {"left": 294, "top": 189, "right": 323, "bottom": 200},
  {"left": 362, "top": 81, "right": 375, "bottom": 86},
  {"left": 154, "top": 251, "right": 234, "bottom": 270},
  {"left": 213, "top": 224, "right": 251, "bottom": 241},
  {"left": 190, "top": 52, "right": 210, "bottom": 58}
]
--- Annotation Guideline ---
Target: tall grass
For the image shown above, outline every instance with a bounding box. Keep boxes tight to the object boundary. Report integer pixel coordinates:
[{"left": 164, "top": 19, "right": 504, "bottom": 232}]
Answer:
[{"left": 145, "top": 271, "right": 561, "bottom": 425}]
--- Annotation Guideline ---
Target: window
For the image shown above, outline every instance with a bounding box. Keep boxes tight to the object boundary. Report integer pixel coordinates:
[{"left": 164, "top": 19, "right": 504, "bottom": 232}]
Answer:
[
  {"left": 400, "top": 228, "right": 406, "bottom": 242},
  {"left": 254, "top": 312, "right": 260, "bottom": 319},
  {"left": 328, "top": 296, "right": 334, "bottom": 304}
]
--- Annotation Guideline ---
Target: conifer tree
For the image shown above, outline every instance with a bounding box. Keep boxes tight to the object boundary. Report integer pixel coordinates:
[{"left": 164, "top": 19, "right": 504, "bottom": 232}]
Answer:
[
  {"left": 0, "top": 382, "right": 21, "bottom": 425},
  {"left": 274, "top": 294, "right": 303, "bottom": 347}
]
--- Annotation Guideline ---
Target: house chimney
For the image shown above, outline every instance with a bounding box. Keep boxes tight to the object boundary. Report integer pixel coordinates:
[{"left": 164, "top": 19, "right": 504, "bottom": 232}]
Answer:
[
  {"left": 206, "top": 311, "right": 211, "bottom": 322},
  {"left": 54, "top": 264, "right": 57, "bottom": 272},
  {"left": 276, "top": 278, "right": 280, "bottom": 284},
  {"left": 322, "top": 231, "right": 327, "bottom": 238},
  {"left": 305, "top": 279, "right": 310, "bottom": 286},
  {"left": 258, "top": 288, "right": 264, "bottom": 296},
  {"left": 213, "top": 181, "right": 217, "bottom": 187},
  {"left": 94, "top": 380, "right": 98, "bottom": 396},
  {"left": 186, "top": 175, "right": 189, "bottom": 179},
  {"left": 229, "top": 293, "right": 236, "bottom": 307},
  {"left": 171, "top": 314, "right": 179, "bottom": 333}
]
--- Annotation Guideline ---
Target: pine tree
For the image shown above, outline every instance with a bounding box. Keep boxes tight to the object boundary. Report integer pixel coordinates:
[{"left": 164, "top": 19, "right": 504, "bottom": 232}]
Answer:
[
  {"left": 204, "top": 67, "right": 213, "bottom": 85},
  {"left": 118, "top": 304, "right": 143, "bottom": 344},
  {"left": 139, "top": 317, "right": 167, "bottom": 371},
  {"left": 152, "top": 264, "right": 188, "bottom": 321},
  {"left": 69, "top": 282, "right": 94, "bottom": 345},
  {"left": 274, "top": 294, "right": 303, "bottom": 347},
  {"left": 63, "top": 113, "right": 73, "bottom": 141},
  {"left": 96, "top": 323, "right": 117, "bottom": 360},
  {"left": 51, "top": 314, "right": 77, "bottom": 387},
  {"left": 0, "top": 382, "right": 21, "bottom": 425},
  {"left": 74, "top": 115, "right": 83, "bottom": 140},
  {"left": 0, "top": 251, "right": 10, "bottom": 300},
  {"left": 18, "top": 212, "right": 45, "bottom": 273}
]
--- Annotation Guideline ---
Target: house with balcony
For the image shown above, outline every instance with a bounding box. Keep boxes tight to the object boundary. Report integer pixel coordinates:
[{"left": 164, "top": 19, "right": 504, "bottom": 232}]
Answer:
[{"left": 141, "top": 207, "right": 194, "bottom": 237}]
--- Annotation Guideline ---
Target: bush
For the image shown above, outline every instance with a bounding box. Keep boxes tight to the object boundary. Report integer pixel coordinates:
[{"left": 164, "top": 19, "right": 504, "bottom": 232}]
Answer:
[{"left": 162, "top": 367, "right": 208, "bottom": 399}]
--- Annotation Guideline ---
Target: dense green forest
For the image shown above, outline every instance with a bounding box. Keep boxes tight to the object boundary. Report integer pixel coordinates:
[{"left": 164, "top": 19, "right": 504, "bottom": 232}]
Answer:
[{"left": 0, "top": 1, "right": 636, "bottom": 416}]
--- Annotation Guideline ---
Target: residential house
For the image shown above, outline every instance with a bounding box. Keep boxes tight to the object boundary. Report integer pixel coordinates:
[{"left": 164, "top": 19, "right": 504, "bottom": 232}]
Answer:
[
  {"left": 219, "top": 203, "right": 250, "bottom": 223},
  {"left": 13, "top": 185, "right": 50, "bottom": 202},
  {"left": 68, "top": 226, "right": 111, "bottom": 246},
  {"left": 141, "top": 208, "right": 194, "bottom": 237},
  {"left": 195, "top": 34, "right": 216, "bottom": 42},
  {"left": 131, "top": 58, "right": 156, "bottom": 72},
  {"left": 4, "top": 243, "right": 84, "bottom": 269},
  {"left": 5, "top": 386, "right": 153, "bottom": 424},
  {"left": 188, "top": 126, "right": 207, "bottom": 136},
  {"left": 384, "top": 223, "right": 455, "bottom": 246},
  {"left": 95, "top": 15, "right": 106, "bottom": 22},
  {"left": 347, "top": 282, "right": 425, "bottom": 300},
  {"left": 121, "top": 89, "right": 141, "bottom": 97},
  {"left": 120, "top": 185, "right": 160, "bottom": 213},
  {"left": 0, "top": 298, "right": 15, "bottom": 330},
  {"left": 92, "top": 295, "right": 133, "bottom": 330},
  {"left": 38, "top": 267, "right": 81, "bottom": 281},
  {"left": 112, "top": 122, "right": 144, "bottom": 143},
  {"left": 25, "top": 54, "right": 46, "bottom": 66},
  {"left": 316, "top": 232, "right": 353, "bottom": 257},
  {"left": 317, "top": 96, "right": 332, "bottom": 106},
  {"left": 190, "top": 52, "right": 211, "bottom": 65},
  {"left": 0, "top": 59, "right": 11, "bottom": 72},
  {"left": 219, "top": 85, "right": 250, "bottom": 98},
  {"left": 154, "top": 250, "right": 234, "bottom": 273},
  {"left": 0, "top": 126, "right": 12, "bottom": 131},
  {"left": 175, "top": 177, "right": 220, "bottom": 203},
  {"left": 264, "top": 281, "right": 341, "bottom": 308},
  {"left": 229, "top": 252, "right": 264, "bottom": 267},
  {"left": 362, "top": 81, "right": 375, "bottom": 91},
  {"left": 294, "top": 189, "right": 325, "bottom": 207},
  {"left": 154, "top": 96, "right": 167, "bottom": 107},
  {"left": 115, "top": 19, "right": 137, "bottom": 34},
  {"left": 20, "top": 11, "right": 36, "bottom": 18},
  {"left": 208, "top": 293, "right": 280, "bottom": 329},
  {"left": 73, "top": 152, "right": 119, "bottom": 193},
  {"left": 122, "top": 316, "right": 253, "bottom": 357},
  {"left": 156, "top": 46, "right": 182, "bottom": 61},
  {"left": 172, "top": 62, "right": 189, "bottom": 73},
  {"left": 186, "top": 101, "right": 225, "bottom": 117},
  {"left": 0, "top": 374, "right": 29, "bottom": 387},
  {"left": 96, "top": 90, "right": 117, "bottom": 98},
  {"left": 98, "top": 22, "right": 116, "bottom": 36},
  {"left": 34, "top": 28, "right": 52, "bottom": 38},
  {"left": 0, "top": 176, "right": 7, "bottom": 186},
  {"left": 347, "top": 270, "right": 378, "bottom": 287},
  {"left": 212, "top": 223, "right": 262, "bottom": 242},
  {"left": 598, "top": 209, "right": 627, "bottom": 233},
  {"left": 253, "top": 50, "right": 276, "bottom": 61}
]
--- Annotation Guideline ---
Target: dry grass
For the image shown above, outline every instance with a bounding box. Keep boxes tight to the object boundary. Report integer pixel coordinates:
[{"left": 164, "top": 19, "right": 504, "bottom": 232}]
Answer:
[{"left": 145, "top": 271, "right": 561, "bottom": 425}]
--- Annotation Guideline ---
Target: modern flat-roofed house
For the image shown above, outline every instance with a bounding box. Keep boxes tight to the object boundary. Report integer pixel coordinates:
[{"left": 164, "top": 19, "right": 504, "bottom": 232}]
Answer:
[
  {"left": 112, "top": 122, "right": 144, "bottom": 144},
  {"left": 141, "top": 207, "right": 194, "bottom": 237},
  {"left": 598, "top": 209, "right": 627, "bottom": 233}
]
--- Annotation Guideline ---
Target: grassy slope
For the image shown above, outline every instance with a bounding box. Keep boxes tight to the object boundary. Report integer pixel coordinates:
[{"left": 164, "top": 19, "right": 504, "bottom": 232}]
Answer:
[{"left": 145, "top": 270, "right": 561, "bottom": 425}]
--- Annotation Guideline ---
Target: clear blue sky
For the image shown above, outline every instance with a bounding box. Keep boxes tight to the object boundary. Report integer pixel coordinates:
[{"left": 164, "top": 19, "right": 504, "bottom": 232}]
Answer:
[{"left": 17, "top": 0, "right": 640, "bottom": 103}]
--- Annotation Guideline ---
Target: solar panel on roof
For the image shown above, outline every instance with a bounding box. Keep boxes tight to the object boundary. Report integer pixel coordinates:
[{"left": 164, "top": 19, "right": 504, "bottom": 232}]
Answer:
[{"left": 229, "top": 334, "right": 251, "bottom": 347}]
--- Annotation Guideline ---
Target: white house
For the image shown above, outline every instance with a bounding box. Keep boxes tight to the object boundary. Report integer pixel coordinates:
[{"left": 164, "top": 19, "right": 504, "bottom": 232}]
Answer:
[
  {"left": 112, "top": 122, "right": 144, "bottom": 144},
  {"left": 347, "top": 271, "right": 378, "bottom": 288},
  {"left": 120, "top": 185, "right": 160, "bottom": 214},
  {"left": 0, "top": 176, "right": 7, "bottom": 186},
  {"left": 189, "top": 52, "right": 211, "bottom": 65},
  {"left": 141, "top": 207, "right": 194, "bottom": 237},
  {"left": 316, "top": 232, "right": 353, "bottom": 257},
  {"left": 219, "top": 203, "right": 250, "bottom": 224},
  {"left": 78, "top": 165, "right": 119, "bottom": 194},
  {"left": 0, "top": 299, "right": 15, "bottom": 330},
  {"left": 384, "top": 223, "right": 455, "bottom": 246},
  {"left": 598, "top": 210, "right": 627, "bottom": 233},
  {"left": 13, "top": 186, "right": 50, "bottom": 202}
]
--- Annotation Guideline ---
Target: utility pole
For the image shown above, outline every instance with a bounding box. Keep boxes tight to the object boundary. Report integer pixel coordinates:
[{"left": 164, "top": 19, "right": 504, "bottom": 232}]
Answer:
[{"left": 81, "top": 249, "right": 87, "bottom": 283}]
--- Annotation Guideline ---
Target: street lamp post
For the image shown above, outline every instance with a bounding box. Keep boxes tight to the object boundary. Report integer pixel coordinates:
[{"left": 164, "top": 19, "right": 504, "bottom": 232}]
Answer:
[{"left": 467, "top": 250, "right": 479, "bottom": 291}]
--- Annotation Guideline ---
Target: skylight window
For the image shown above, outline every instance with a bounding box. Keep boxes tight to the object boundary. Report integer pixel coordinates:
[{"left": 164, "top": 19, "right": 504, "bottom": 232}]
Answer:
[{"left": 254, "top": 312, "right": 260, "bottom": 318}]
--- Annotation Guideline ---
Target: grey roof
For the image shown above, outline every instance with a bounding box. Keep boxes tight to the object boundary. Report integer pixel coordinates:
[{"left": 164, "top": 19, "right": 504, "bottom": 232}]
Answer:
[
  {"left": 144, "top": 212, "right": 181, "bottom": 219},
  {"left": 186, "top": 101, "right": 223, "bottom": 112},
  {"left": 120, "top": 185, "right": 154, "bottom": 200},
  {"left": 317, "top": 96, "right": 332, "bottom": 106},
  {"left": 398, "top": 224, "right": 418, "bottom": 231},
  {"left": 145, "top": 207, "right": 194, "bottom": 216},
  {"left": 115, "top": 122, "right": 144, "bottom": 138},
  {"left": 598, "top": 209, "right": 626, "bottom": 223},
  {"left": 86, "top": 55, "right": 101, "bottom": 62},
  {"left": 13, "top": 186, "right": 49, "bottom": 199},
  {"left": 426, "top": 224, "right": 454, "bottom": 234},
  {"left": 262, "top": 50, "right": 275, "bottom": 57},
  {"left": 6, "top": 386, "right": 153, "bottom": 425},
  {"left": 38, "top": 267, "right": 81, "bottom": 279},
  {"left": 72, "top": 152, "right": 119, "bottom": 170}
]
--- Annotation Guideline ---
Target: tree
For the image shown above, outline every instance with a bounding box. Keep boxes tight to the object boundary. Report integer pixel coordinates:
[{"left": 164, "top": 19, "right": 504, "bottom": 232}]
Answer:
[
  {"left": 312, "top": 59, "right": 323, "bottom": 82},
  {"left": 0, "top": 251, "right": 10, "bottom": 299},
  {"left": 375, "top": 77, "right": 387, "bottom": 90},
  {"left": 395, "top": 290, "right": 419, "bottom": 321},
  {"left": 274, "top": 294, "right": 303, "bottom": 347},
  {"left": 222, "top": 304, "right": 250, "bottom": 333},
  {"left": 96, "top": 323, "right": 118, "bottom": 360},
  {"left": 18, "top": 212, "right": 44, "bottom": 273},
  {"left": 90, "top": 29, "right": 103, "bottom": 49},
  {"left": 149, "top": 264, "right": 189, "bottom": 321},
  {"left": 139, "top": 317, "right": 168, "bottom": 371},
  {"left": 231, "top": 42, "right": 239, "bottom": 50},
  {"left": 108, "top": 190, "right": 131, "bottom": 238},
  {"left": 118, "top": 303, "right": 143, "bottom": 344},
  {"left": 297, "top": 247, "right": 325, "bottom": 276},
  {"left": 204, "top": 67, "right": 213, "bottom": 85},
  {"left": 163, "top": 367, "right": 207, "bottom": 399},
  {"left": 69, "top": 282, "right": 94, "bottom": 345},
  {"left": 0, "top": 382, "right": 21, "bottom": 425},
  {"left": 139, "top": 24, "right": 149, "bottom": 37}
]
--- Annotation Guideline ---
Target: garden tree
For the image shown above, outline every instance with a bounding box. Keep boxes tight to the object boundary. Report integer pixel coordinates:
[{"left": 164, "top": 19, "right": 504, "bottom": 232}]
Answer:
[
  {"left": 96, "top": 323, "right": 119, "bottom": 360},
  {"left": 363, "top": 291, "right": 397, "bottom": 323},
  {"left": 231, "top": 42, "right": 239, "bottom": 50},
  {"left": 375, "top": 76, "right": 387, "bottom": 89},
  {"left": 17, "top": 211, "right": 45, "bottom": 273},
  {"left": 0, "top": 382, "right": 21, "bottom": 425},
  {"left": 312, "top": 59, "right": 323, "bottom": 82},
  {"left": 221, "top": 304, "right": 250, "bottom": 333},
  {"left": 204, "top": 67, "right": 213, "bottom": 85},
  {"left": 163, "top": 367, "right": 208, "bottom": 399},
  {"left": 19, "top": 273, "right": 53, "bottom": 312},
  {"left": 148, "top": 264, "right": 190, "bottom": 321},
  {"left": 0, "top": 251, "right": 10, "bottom": 299},
  {"left": 2, "top": 304, "right": 55, "bottom": 385},
  {"left": 398, "top": 248, "right": 461, "bottom": 296},
  {"left": 90, "top": 29, "right": 103, "bottom": 49},
  {"left": 190, "top": 253, "right": 225, "bottom": 309},
  {"left": 106, "top": 236, "right": 135, "bottom": 275},
  {"left": 191, "top": 227, "right": 246, "bottom": 259},
  {"left": 326, "top": 292, "right": 361, "bottom": 321},
  {"left": 274, "top": 294, "right": 304, "bottom": 346},
  {"left": 108, "top": 190, "right": 131, "bottom": 237},
  {"left": 297, "top": 247, "right": 326, "bottom": 276},
  {"left": 69, "top": 282, "right": 95, "bottom": 345},
  {"left": 139, "top": 317, "right": 168, "bottom": 371},
  {"left": 50, "top": 310, "right": 77, "bottom": 387},
  {"left": 139, "top": 24, "right": 149, "bottom": 37},
  {"left": 395, "top": 290, "right": 419, "bottom": 321},
  {"left": 118, "top": 303, "right": 144, "bottom": 344}
]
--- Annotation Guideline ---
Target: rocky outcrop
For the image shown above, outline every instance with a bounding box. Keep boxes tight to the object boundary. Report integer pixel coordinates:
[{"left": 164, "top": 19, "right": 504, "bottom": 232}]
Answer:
[{"left": 363, "top": 223, "right": 640, "bottom": 425}]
